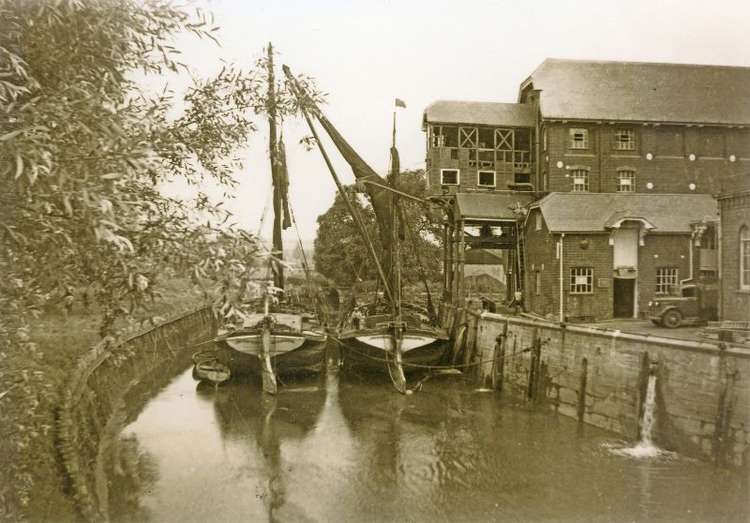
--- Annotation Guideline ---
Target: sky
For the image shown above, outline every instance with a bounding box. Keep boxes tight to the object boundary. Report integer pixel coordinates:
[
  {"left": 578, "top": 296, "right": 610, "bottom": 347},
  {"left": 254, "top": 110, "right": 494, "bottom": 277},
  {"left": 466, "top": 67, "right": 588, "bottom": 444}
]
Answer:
[{"left": 161, "top": 0, "right": 750, "bottom": 240}]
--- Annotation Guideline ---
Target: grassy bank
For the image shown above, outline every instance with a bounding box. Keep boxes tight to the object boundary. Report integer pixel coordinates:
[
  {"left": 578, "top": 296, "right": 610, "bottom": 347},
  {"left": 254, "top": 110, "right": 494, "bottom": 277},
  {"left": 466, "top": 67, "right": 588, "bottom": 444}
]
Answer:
[{"left": 0, "top": 278, "right": 206, "bottom": 521}]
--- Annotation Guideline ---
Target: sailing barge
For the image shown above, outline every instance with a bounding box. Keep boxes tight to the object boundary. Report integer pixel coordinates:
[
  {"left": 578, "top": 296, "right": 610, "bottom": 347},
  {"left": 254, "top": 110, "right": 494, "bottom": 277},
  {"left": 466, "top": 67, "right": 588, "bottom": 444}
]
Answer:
[
  {"left": 284, "top": 66, "right": 450, "bottom": 391},
  {"left": 193, "top": 45, "right": 327, "bottom": 394}
]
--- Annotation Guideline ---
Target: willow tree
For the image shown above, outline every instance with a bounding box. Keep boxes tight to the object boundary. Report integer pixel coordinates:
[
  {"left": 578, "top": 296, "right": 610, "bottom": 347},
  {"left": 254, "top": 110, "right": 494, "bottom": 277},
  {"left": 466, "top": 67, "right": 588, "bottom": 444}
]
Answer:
[{"left": 0, "top": 0, "right": 304, "bottom": 515}]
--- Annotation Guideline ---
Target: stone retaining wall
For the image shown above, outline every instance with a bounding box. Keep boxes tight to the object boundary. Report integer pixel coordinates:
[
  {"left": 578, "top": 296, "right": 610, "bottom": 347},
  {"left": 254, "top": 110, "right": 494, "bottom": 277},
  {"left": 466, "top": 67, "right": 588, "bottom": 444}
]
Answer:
[
  {"left": 466, "top": 311, "right": 750, "bottom": 469},
  {"left": 56, "top": 308, "right": 215, "bottom": 521}
]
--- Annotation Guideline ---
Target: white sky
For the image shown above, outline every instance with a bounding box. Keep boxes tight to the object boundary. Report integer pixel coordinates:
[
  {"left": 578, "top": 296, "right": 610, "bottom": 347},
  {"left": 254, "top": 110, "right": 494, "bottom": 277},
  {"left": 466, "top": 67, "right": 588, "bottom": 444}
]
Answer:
[{"left": 162, "top": 0, "right": 750, "bottom": 240}]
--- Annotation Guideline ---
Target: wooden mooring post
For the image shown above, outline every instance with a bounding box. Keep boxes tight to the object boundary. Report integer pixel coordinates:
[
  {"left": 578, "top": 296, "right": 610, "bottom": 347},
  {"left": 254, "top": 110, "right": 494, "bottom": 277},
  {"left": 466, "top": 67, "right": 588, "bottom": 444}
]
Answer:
[
  {"left": 577, "top": 357, "right": 588, "bottom": 423},
  {"left": 495, "top": 321, "right": 508, "bottom": 392}
]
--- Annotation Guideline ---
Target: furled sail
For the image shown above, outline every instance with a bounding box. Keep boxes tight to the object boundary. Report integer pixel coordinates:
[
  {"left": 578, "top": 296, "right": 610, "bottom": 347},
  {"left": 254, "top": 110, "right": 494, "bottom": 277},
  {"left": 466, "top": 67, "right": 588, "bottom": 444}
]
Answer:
[{"left": 312, "top": 114, "right": 396, "bottom": 289}]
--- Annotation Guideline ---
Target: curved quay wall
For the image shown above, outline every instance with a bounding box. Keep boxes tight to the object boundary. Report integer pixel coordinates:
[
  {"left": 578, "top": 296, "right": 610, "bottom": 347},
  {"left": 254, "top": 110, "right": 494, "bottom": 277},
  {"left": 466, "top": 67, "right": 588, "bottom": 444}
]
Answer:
[
  {"left": 56, "top": 307, "right": 216, "bottom": 522},
  {"left": 458, "top": 308, "right": 750, "bottom": 470}
]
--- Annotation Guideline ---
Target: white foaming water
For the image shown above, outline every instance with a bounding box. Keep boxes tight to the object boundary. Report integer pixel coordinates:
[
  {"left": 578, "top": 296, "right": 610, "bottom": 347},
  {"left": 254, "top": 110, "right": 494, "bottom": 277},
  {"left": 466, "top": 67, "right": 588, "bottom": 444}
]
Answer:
[{"left": 612, "top": 373, "right": 664, "bottom": 458}]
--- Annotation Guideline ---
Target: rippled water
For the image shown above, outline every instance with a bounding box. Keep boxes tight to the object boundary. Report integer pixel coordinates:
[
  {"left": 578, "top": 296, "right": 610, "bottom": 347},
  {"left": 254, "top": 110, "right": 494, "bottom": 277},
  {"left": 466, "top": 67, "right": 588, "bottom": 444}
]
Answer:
[{"left": 113, "top": 362, "right": 748, "bottom": 522}]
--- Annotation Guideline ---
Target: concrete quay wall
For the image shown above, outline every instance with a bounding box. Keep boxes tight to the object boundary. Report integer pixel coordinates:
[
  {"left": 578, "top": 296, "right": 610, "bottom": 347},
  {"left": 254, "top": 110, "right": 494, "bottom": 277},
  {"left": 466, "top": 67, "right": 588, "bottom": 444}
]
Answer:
[
  {"left": 469, "top": 312, "right": 750, "bottom": 469},
  {"left": 56, "top": 307, "right": 216, "bottom": 521}
]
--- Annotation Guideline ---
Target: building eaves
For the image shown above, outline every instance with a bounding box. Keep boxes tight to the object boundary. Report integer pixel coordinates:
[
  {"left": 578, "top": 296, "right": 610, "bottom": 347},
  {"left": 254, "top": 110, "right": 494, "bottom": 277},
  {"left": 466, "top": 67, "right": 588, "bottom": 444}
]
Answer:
[{"left": 423, "top": 100, "right": 536, "bottom": 129}]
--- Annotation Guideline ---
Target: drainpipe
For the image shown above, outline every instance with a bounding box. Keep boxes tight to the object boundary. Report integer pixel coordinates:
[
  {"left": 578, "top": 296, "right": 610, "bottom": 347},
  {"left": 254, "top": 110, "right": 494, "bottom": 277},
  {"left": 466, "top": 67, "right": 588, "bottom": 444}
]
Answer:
[
  {"left": 717, "top": 209, "right": 722, "bottom": 319},
  {"left": 559, "top": 233, "right": 565, "bottom": 323},
  {"left": 681, "top": 234, "right": 694, "bottom": 285}
]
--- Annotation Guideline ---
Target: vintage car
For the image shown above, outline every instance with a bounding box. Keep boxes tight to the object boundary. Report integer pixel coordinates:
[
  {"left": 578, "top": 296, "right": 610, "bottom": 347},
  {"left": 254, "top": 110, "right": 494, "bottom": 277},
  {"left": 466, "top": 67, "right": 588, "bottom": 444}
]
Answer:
[{"left": 647, "top": 281, "right": 718, "bottom": 328}]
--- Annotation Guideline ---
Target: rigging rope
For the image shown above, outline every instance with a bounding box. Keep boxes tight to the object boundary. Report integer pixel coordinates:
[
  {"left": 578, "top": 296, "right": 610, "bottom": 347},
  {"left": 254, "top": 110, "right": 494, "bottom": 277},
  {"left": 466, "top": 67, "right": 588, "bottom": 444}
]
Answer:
[{"left": 256, "top": 190, "right": 272, "bottom": 239}]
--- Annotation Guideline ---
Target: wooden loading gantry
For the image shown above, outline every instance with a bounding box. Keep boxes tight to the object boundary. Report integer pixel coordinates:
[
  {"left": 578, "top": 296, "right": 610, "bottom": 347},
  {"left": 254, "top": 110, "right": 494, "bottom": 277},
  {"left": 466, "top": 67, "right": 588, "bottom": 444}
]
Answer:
[{"left": 439, "top": 192, "right": 534, "bottom": 310}]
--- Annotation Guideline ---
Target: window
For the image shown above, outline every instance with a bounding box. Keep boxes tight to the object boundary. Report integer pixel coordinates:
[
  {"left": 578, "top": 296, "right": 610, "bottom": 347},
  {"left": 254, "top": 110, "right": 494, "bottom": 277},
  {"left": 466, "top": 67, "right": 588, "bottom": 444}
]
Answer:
[
  {"left": 478, "top": 127, "right": 494, "bottom": 149},
  {"left": 617, "top": 170, "right": 635, "bottom": 192},
  {"left": 477, "top": 170, "right": 495, "bottom": 187},
  {"left": 430, "top": 126, "right": 458, "bottom": 148},
  {"left": 535, "top": 271, "right": 542, "bottom": 296},
  {"left": 614, "top": 129, "right": 635, "bottom": 151},
  {"left": 569, "top": 128, "right": 588, "bottom": 150},
  {"left": 571, "top": 169, "right": 589, "bottom": 192},
  {"left": 478, "top": 150, "right": 494, "bottom": 168},
  {"left": 656, "top": 267, "right": 679, "bottom": 294},
  {"left": 741, "top": 226, "right": 750, "bottom": 290},
  {"left": 570, "top": 267, "right": 594, "bottom": 294},
  {"left": 542, "top": 128, "right": 548, "bottom": 151},
  {"left": 440, "top": 169, "right": 459, "bottom": 186},
  {"left": 535, "top": 213, "right": 543, "bottom": 231}
]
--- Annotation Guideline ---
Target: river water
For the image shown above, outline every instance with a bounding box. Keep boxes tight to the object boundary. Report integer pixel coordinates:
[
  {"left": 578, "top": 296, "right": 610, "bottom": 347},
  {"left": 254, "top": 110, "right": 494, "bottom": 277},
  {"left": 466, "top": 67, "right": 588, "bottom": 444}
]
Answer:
[{"left": 111, "top": 363, "right": 748, "bottom": 522}]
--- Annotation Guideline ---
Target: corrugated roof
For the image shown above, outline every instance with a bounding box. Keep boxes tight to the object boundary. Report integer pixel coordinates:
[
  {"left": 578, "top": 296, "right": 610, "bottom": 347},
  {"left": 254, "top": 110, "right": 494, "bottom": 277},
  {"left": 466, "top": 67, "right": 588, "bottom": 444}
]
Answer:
[
  {"left": 454, "top": 192, "right": 535, "bottom": 220},
  {"left": 423, "top": 100, "right": 535, "bottom": 128},
  {"left": 533, "top": 193, "right": 718, "bottom": 233},
  {"left": 523, "top": 59, "right": 750, "bottom": 125}
]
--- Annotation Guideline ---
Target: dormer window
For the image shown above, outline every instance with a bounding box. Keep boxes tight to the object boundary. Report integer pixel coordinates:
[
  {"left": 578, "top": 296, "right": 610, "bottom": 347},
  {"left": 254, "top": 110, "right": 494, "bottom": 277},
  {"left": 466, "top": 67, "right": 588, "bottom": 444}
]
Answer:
[
  {"left": 569, "top": 128, "right": 588, "bottom": 150},
  {"left": 441, "top": 169, "right": 459, "bottom": 186},
  {"left": 614, "top": 129, "right": 635, "bottom": 151}
]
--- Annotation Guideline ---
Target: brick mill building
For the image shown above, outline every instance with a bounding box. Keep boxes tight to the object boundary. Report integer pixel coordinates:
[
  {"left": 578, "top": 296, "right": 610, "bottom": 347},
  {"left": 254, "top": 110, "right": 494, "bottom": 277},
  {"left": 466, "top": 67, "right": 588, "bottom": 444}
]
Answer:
[{"left": 424, "top": 59, "right": 750, "bottom": 321}]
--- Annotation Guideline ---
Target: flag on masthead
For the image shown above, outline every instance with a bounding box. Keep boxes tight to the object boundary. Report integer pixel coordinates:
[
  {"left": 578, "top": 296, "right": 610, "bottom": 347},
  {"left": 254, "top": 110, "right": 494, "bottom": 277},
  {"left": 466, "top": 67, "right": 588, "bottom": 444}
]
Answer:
[{"left": 394, "top": 98, "right": 406, "bottom": 108}]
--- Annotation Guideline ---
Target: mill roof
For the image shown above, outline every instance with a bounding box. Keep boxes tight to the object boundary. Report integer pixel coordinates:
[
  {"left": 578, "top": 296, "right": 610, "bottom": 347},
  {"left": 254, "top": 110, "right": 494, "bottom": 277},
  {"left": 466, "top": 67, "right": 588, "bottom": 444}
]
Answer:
[
  {"left": 423, "top": 100, "right": 536, "bottom": 129},
  {"left": 521, "top": 59, "right": 750, "bottom": 125},
  {"left": 531, "top": 193, "right": 718, "bottom": 233}
]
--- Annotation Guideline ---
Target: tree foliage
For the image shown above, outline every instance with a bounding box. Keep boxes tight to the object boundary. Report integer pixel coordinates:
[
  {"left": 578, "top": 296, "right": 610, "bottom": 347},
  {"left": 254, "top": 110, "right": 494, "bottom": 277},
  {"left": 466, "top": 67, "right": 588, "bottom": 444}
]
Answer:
[
  {"left": 313, "top": 169, "right": 442, "bottom": 288},
  {"left": 0, "top": 1, "right": 324, "bottom": 516}
]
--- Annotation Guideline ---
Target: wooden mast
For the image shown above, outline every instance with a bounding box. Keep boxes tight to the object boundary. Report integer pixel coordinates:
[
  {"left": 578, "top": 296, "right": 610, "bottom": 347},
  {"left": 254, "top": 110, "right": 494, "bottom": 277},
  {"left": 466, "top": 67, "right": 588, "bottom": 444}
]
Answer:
[
  {"left": 388, "top": 107, "right": 406, "bottom": 393},
  {"left": 262, "top": 42, "right": 280, "bottom": 395},
  {"left": 267, "top": 42, "right": 284, "bottom": 290},
  {"left": 281, "top": 66, "right": 396, "bottom": 297},
  {"left": 282, "top": 65, "right": 394, "bottom": 304}
]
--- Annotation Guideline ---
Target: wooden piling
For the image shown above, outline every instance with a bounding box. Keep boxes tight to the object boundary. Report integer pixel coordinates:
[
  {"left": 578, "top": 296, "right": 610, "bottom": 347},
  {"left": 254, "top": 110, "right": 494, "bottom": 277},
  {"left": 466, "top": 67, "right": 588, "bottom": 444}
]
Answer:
[
  {"left": 495, "top": 322, "right": 508, "bottom": 392},
  {"left": 474, "top": 317, "right": 496, "bottom": 389},
  {"left": 713, "top": 346, "right": 737, "bottom": 466},
  {"left": 577, "top": 357, "right": 588, "bottom": 423},
  {"left": 527, "top": 329, "right": 542, "bottom": 401}
]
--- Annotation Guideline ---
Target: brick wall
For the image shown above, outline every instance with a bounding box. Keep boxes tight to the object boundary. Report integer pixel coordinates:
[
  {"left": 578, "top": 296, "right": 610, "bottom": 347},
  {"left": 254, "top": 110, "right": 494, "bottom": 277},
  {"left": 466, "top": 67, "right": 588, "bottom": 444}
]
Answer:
[
  {"left": 544, "top": 123, "right": 750, "bottom": 195},
  {"left": 525, "top": 208, "right": 558, "bottom": 318},
  {"left": 638, "top": 233, "right": 692, "bottom": 314},
  {"left": 720, "top": 193, "right": 750, "bottom": 321},
  {"left": 560, "top": 233, "right": 613, "bottom": 321},
  {"left": 524, "top": 210, "right": 693, "bottom": 321}
]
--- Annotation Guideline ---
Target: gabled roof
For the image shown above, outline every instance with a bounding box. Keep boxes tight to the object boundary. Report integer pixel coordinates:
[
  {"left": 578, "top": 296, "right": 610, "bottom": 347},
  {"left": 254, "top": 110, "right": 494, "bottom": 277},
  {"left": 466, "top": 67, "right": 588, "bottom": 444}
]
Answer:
[
  {"left": 521, "top": 59, "right": 750, "bottom": 125},
  {"left": 454, "top": 192, "right": 535, "bottom": 220},
  {"left": 532, "top": 193, "right": 718, "bottom": 233},
  {"left": 423, "top": 100, "right": 535, "bottom": 129}
]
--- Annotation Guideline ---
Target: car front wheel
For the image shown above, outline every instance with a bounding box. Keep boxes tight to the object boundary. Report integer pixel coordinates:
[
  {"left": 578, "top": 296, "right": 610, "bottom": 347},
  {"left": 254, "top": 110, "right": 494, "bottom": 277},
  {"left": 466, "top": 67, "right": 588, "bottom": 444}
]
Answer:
[{"left": 661, "top": 309, "right": 682, "bottom": 329}]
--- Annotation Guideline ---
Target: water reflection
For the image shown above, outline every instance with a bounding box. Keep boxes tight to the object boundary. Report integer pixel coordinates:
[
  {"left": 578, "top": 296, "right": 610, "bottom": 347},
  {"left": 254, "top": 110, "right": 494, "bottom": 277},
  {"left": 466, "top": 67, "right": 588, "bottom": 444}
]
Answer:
[
  {"left": 211, "top": 375, "right": 326, "bottom": 521},
  {"left": 117, "top": 366, "right": 749, "bottom": 522}
]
